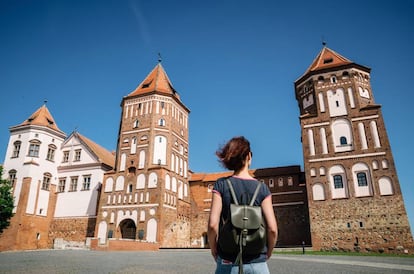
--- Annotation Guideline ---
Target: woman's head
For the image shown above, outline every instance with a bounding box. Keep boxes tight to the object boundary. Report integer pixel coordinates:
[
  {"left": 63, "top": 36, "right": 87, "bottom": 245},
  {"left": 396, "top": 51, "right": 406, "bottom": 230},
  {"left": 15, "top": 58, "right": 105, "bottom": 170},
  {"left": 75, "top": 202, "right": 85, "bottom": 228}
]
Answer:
[{"left": 216, "top": 136, "right": 251, "bottom": 172}]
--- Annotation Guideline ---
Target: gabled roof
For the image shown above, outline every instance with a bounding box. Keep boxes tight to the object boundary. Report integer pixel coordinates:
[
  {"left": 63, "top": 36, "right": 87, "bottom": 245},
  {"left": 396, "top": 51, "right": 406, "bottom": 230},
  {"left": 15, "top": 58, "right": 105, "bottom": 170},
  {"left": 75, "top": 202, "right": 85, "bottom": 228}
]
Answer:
[
  {"left": 17, "top": 104, "right": 64, "bottom": 134},
  {"left": 65, "top": 131, "right": 115, "bottom": 169},
  {"left": 127, "top": 62, "right": 180, "bottom": 99}
]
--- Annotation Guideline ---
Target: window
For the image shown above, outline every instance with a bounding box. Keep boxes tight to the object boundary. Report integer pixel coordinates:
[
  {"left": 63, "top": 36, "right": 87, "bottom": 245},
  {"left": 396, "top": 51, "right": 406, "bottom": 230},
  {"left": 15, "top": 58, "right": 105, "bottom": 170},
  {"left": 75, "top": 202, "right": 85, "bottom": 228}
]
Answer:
[
  {"left": 330, "top": 76, "right": 337, "bottom": 83},
  {"left": 63, "top": 151, "right": 69, "bottom": 162},
  {"left": 158, "top": 118, "right": 165, "bottom": 126},
  {"left": 340, "top": 136, "right": 347, "bottom": 145},
  {"left": 70, "top": 177, "right": 78, "bottom": 192},
  {"left": 323, "top": 58, "right": 333, "bottom": 64},
  {"left": 357, "top": 172, "right": 368, "bottom": 187},
  {"left": 46, "top": 145, "right": 56, "bottom": 161},
  {"left": 82, "top": 175, "right": 91, "bottom": 190},
  {"left": 288, "top": 177, "right": 293, "bottom": 186},
  {"left": 42, "top": 173, "right": 51, "bottom": 191},
  {"left": 8, "top": 170, "right": 17, "bottom": 187},
  {"left": 269, "top": 179, "right": 274, "bottom": 188},
  {"left": 58, "top": 178, "right": 66, "bottom": 192},
  {"left": 333, "top": 175, "right": 344, "bottom": 189},
  {"left": 278, "top": 178, "right": 283, "bottom": 187},
  {"left": 12, "top": 141, "right": 21, "bottom": 158},
  {"left": 28, "top": 141, "right": 40, "bottom": 157},
  {"left": 161, "top": 102, "right": 165, "bottom": 108},
  {"left": 74, "top": 149, "right": 81, "bottom": 161},
  {"left": 133, "top": 120, "right": 139, "bottom": 128}
]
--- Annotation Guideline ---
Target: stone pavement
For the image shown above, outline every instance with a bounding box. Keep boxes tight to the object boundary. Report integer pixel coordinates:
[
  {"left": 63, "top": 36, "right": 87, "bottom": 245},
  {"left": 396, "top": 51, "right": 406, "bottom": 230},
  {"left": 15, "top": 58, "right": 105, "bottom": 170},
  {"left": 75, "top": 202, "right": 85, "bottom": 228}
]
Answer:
[{"left": 0, "top": 249, "right": 413, "bottom": 273}]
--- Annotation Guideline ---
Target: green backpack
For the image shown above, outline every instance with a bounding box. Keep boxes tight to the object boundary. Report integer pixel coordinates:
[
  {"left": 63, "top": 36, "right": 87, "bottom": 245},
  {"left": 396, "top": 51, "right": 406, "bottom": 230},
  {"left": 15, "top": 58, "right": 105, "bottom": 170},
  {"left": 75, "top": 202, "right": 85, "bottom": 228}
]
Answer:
[{"left": 218, "top": 179, "right": 267, "bottom": 274}]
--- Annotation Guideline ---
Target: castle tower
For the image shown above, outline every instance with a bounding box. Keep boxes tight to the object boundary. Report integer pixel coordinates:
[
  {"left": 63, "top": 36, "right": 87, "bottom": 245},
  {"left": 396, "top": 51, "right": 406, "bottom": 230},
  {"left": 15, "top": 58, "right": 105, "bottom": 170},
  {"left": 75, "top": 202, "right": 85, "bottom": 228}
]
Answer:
[
  {"left": 294, "top": 45, "right": 413, "bottom": 253},
  {"left": 95, "top": 61, "right": 191, "bottom": 248},
  {"left": 0, "top": 104, "right": 66, "bottom": 250}
]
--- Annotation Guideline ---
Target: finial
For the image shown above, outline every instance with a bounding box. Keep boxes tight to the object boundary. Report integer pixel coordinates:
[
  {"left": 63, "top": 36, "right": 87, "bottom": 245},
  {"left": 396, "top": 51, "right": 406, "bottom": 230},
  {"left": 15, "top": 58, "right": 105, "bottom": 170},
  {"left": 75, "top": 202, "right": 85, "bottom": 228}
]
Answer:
[
  {"left": 158, "top": 53, "right": 162, "bottom": 63},
  {"left": 44, "top": 100, "right": 48, "bottom": 105},
  {"left": 321, "top": 36, "right": 327, "bottom": 47}
]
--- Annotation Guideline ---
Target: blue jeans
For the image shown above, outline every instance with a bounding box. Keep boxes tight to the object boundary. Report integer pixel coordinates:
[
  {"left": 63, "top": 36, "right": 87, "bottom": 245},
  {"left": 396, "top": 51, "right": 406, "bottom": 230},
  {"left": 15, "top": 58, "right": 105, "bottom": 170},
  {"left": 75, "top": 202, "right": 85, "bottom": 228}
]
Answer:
[{"left": 215, "top": 256, "right": 270, "bottom": 274}]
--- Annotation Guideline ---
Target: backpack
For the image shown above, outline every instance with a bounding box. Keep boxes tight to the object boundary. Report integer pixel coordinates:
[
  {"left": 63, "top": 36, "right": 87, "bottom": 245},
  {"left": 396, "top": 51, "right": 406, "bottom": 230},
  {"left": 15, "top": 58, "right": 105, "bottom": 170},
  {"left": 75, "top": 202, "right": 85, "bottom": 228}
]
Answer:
[{"left": 218, "top": 179, "right": 267, "bottom": 274}]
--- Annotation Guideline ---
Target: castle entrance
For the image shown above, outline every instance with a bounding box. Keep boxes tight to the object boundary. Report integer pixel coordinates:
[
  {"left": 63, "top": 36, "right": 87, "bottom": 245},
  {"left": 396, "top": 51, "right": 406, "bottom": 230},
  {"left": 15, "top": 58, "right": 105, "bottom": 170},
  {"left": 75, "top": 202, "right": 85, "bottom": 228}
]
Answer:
[{"left": 119, "top": 219, "right": 136, "bottom": 239}]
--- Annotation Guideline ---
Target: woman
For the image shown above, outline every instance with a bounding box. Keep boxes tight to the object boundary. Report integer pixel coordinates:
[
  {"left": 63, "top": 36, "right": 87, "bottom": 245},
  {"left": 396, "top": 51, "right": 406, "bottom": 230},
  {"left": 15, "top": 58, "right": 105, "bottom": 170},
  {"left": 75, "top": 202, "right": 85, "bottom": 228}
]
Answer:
[{"left": 208, "top": 136, "right": 278, "bottom": 274}]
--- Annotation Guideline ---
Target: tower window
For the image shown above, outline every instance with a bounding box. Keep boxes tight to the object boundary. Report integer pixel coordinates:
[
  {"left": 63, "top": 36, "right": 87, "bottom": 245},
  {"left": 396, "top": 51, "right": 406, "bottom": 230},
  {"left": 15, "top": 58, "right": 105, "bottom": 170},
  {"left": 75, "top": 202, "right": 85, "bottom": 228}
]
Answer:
[
  {"left": 340, "top": 136, "right": 347, "bottom": 145},
  {"left": 330, "top": 76, "right": 337, "bottom": 83},
  {"left": 133, "top": 120, "right": 139, "bottom": 128},
  {"left": 357, "top": 172, "right": 368, "bottom": 187},
  {"left": 333, "top": 175, "right": 344, "bottom": 189},
  {"left": 12, "top": 141, "right": 21, "bottom": 158},
  {"left": 42, "top": 173, "right": 51, "bottom": 191},
  {"left": 28, "top": 140, "right": 41, "bottom": 157}
]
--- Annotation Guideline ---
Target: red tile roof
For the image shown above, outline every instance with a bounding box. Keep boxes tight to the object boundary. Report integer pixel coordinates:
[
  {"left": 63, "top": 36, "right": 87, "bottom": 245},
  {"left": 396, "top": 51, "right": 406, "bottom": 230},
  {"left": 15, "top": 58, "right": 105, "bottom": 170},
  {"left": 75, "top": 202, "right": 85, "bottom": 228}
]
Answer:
[
  {"left": 18, "top": 104, "right": 64, "bottom": 134},
  {"left": 76, "top": 132, "right": 115, "bottom": 169},
  {"left": 304, "top": 46, "right": 352, "bottom": 74},
  {"left": 127, "top": 63, "right": 180, "bottom": 99}
]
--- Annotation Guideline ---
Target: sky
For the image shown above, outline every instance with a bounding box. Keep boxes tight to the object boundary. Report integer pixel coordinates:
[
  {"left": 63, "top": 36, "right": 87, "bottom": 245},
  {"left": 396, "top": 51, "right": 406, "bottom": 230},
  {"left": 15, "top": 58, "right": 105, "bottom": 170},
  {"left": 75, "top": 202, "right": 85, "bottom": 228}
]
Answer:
[{"left": 1, "top": 0, "right": 413, "bottom": 236}]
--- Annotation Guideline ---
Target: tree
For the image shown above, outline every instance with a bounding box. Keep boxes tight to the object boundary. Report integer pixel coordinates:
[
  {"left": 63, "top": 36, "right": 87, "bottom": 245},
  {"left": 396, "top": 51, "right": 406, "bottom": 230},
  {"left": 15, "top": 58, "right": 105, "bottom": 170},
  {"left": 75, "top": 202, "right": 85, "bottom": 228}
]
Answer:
[{"left": 0, "top": 166, "right": 14, "bottom": 234}]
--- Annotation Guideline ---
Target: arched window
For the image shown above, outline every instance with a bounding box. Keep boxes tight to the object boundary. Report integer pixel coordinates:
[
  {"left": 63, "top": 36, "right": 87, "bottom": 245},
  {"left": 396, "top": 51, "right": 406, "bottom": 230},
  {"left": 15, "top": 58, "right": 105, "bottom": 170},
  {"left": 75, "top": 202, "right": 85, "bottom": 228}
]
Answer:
[
  {"left": 153, "top": 135, "right": 167, "bottom": 165},
  {"left": 133, "top": 119, "right": 139, "bottom": 128},
  {"left": 379, "top": 177, "right": 394, "bottom": 195},
  {"left": 12, "top": 141, "right": 21, "bottom": 158},
  {"left": 9, "top": 170, "right": 17, "bottom": 186},
  {"left": 312, "top": 183, "right": 325, "bottom": 201},
  {"left": 42, "top": 172, "right": 52, "bottom": 191},
  {"left": 352, "top": 162, "right": 373, "bottom": 197},
  {"left": 148, "top": 172, "right": 157, "bottom": 188},
  {"left": 329, "top": 165, "right": 348, "bottom": 199}
]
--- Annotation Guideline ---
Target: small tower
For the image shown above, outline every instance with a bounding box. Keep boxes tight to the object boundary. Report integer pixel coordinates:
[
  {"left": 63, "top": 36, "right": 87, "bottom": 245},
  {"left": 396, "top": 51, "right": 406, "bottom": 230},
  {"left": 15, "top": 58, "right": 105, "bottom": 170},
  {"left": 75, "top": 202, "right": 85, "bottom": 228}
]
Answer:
[
  {"left": 95, "top": 62, "right": 191, "bottom": 247},
  {"left": 295, "top": 46, "right": 413, "bottom": 253},
  {"left": 0, "top": 104, "right": 66, "bottom": 251}
]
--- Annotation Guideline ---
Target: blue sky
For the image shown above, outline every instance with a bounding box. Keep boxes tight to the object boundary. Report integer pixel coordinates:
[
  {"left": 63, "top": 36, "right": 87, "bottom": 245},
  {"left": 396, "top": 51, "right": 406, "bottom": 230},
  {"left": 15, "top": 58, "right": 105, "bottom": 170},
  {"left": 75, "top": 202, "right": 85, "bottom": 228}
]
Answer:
[{"left": 1, "top": 0, "right": 413, "bottom": 236}]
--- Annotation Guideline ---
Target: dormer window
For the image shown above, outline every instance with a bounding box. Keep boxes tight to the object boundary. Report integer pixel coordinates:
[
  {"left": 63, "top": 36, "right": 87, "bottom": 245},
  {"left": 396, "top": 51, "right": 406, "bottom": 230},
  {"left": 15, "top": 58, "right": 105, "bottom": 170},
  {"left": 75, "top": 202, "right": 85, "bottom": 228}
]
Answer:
[
  {"left": 323, "top": 58, "right": 333, "bottom": 64},
  {"left": 142, "top": 81, "right": 152, "bottom": 88}
]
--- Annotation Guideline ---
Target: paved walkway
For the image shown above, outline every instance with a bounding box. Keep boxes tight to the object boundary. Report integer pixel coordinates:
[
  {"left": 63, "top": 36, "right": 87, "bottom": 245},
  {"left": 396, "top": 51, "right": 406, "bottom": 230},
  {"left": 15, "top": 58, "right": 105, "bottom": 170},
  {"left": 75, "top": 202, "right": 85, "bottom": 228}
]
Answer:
[{"left": 0, "top": 249, "right": 413, "bottom": 273}]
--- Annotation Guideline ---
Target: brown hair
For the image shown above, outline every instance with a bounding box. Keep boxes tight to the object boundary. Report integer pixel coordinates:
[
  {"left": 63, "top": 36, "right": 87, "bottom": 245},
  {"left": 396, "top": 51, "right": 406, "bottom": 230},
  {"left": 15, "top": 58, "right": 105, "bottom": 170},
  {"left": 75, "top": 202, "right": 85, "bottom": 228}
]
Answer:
[{"left": 216, "top": 136, "right": 251, "bottom": 172}]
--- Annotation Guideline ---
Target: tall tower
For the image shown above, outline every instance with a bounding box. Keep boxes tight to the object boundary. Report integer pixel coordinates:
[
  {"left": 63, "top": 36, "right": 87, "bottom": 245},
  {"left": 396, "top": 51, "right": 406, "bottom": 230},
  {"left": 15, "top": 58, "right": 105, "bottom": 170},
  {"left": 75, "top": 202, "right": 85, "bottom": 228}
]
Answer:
[
  {"left": 0, "top": 104, "right": 66, "bottom": 250},
  {"left": 95, "top": 62, "right": 191, "bottom": 248},
  {"left": 295, "top": 46, "right": 413, "bottom": 253}
]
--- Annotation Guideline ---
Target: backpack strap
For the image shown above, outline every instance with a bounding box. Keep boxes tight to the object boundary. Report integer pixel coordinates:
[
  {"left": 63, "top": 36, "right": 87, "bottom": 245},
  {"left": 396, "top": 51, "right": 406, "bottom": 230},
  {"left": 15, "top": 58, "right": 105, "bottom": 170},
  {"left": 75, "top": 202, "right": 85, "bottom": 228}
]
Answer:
[
  {"left": 250, "top": 182, "right": 262, "bottom": 206},
  {"left": 226, "top": 179, "right": 239, "bottom": 205},
  {"left": 226, "top": 178, "right": 262, "bottom": 206}
]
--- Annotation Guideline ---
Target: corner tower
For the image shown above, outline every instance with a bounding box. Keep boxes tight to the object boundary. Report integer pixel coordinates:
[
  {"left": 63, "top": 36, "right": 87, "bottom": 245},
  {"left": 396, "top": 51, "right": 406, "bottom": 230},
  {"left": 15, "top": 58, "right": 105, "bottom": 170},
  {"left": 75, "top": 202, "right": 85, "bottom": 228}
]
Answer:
[
  {"left": 96, "top": 62, "right": 191, "bottom": 248},
  {"left": 295, "top": 46, "right": 413, "bottom": 253}
]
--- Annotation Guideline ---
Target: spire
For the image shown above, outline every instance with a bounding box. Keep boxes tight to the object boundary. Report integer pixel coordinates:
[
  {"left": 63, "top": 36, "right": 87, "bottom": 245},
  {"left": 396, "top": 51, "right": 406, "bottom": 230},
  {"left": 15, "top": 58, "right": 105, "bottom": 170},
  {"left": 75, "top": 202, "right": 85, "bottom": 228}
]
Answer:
[
  {"left": 127, "top": 62, "right": 179, "bottom": 99},
  {"left": 18, "top": 103, "right": 63, "bottom": 133}
]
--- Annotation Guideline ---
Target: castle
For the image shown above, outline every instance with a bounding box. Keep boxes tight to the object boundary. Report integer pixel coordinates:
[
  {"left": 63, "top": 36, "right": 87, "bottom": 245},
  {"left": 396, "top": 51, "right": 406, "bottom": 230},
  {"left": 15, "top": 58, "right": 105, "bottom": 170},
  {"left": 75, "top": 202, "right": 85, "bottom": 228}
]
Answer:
[{"left": 1, "top": 46, "right": 413, "bottom": 253}]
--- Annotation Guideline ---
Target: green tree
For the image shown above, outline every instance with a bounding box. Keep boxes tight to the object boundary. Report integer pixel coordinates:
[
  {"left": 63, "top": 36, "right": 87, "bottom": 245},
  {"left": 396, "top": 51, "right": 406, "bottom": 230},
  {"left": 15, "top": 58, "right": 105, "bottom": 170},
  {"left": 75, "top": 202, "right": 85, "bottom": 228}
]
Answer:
[{"left": 0, "top": 166, "right": 14, "bottom": 234}]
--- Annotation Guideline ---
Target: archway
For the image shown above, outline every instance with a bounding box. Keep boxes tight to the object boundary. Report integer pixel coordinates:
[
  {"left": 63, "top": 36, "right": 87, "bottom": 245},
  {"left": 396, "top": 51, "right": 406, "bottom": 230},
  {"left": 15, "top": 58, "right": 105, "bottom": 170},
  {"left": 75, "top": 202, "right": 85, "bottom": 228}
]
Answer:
[{"left": 119, "top": 219, "right": 136, "bottom": 239}]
